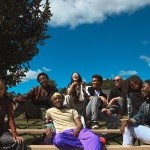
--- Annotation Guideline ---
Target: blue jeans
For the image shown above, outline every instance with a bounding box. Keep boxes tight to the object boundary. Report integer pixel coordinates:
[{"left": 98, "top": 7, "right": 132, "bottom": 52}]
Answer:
[
  {"left": 86, "top": 96, "right": 119, "bottom": 129},
  {"left": 123, "top": 125, "right": 150, "bottom": 145}
]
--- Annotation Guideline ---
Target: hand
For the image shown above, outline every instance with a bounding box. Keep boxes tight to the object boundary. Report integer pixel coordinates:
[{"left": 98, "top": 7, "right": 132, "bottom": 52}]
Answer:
[
  {"left": 73, "top": 128, "right": 81, "bottom": 137},
  {"left": 107, "top": 98, "right": 117, "bottom": 107},
  {"left": 13, "top": 136, "right": 24, "bottom": 144},
  {"left": 101, "top": 108, "right": 112, "bottom": 116},
  {"left": 46, "top": 127, "right": 52, "bottom": 138},
  {"left": 120, "top": 120, "right": 128, "bottom": 134},
  {"left": 99, "top": 96, "right": 107, "bottom": 105}
]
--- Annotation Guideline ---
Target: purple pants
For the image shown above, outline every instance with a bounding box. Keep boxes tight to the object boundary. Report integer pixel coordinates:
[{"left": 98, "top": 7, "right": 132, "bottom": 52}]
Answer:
[{"left": 53, "top": 128, "right": 102, "bottom": 150}]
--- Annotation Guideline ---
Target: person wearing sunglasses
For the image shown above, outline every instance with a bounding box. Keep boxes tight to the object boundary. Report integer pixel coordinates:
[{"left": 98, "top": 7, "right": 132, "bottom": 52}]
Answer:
[
  {"left": 121, "top": 79, "right": 150, "bottom": 145},
  {"left": 107, "top": 76, "right": 125, "bottom": 116}
]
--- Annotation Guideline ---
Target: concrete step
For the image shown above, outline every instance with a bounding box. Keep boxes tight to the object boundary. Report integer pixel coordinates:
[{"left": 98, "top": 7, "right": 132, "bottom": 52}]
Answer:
[{"left": 28, "top": 145, "right": 150, "bottom": 150}]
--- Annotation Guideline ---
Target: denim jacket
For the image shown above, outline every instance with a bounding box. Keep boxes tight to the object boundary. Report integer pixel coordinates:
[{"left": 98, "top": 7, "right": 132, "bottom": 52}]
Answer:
[{"left": 131, "top": 96, "right": 150, "bottom": 126}]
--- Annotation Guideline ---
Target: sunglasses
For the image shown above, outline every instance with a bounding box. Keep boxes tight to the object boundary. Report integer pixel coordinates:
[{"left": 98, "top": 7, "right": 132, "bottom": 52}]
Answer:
[{"left": 113, "top": 79, "right": 120, "bottom": 82}]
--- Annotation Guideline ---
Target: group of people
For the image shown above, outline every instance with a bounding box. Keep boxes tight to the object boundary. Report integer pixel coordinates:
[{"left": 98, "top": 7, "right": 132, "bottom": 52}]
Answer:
[{"left": 0, "top": 72, "right": 150, "bottom": 150}]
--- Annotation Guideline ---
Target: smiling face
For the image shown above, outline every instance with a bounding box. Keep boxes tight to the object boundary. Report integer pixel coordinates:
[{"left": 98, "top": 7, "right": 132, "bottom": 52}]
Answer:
[
  {"left": 51, "top": 93, "right": 64, "bottom": 108},
  {"left": 92, "top": 77, "right": 102, "bottom": 89},
  {"left": 129, "top": 81, "right": 140, "bottom": 90},
  {"left": 38, "top": 75, "right": 49, "bottom": 87},
  {"left": 72, "top": 73, "right": 79, "bottom": 82},
  {"left": 113, "top": 76, "right": 123, "bottom": 88},
  {"left": 141, "top": 82, "right": 150, "bottom": 97}
]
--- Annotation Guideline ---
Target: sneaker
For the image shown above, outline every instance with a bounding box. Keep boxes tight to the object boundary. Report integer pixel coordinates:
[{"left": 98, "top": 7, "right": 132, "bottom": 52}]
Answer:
[{"left": 91, "top": 121, "right": 99, "bottom": 129}]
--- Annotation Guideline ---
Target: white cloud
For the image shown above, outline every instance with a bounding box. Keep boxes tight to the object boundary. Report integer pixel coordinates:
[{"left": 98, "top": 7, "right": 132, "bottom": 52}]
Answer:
[
  {"left": 48, "top": 0, "right": 150, "bottom": 28},
  {"left": 140, "top": 55, "right": 150, "bottom": 67},
  {"left": 21, "top": 67, "right": 51, "bottom": 82},
  {"left": 118, "top": 70, "right": 138, "bottom": 76},
  {"left": 42, "top": 67, "right": 51, "bottom": 72},
  {"left": 141, "top": 40, "right": 150, "bottom": 45}
]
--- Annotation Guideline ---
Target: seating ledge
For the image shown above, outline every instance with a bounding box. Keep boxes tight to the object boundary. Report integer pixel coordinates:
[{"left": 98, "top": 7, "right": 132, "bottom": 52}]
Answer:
[
  {"left": 15, "top": 129, "right": 121, "bottom": 134},
  {"left": 28, "top": 145, "right": 150, "bottom": 150}
]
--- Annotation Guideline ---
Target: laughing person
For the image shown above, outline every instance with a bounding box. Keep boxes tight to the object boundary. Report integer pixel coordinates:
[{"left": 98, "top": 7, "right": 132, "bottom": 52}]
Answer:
[
  {"left": 45, "top": 92, "right": 102, "bottom": 150},
  {"left": 121, "top": 80, "right": 150, "bottom": 145}
]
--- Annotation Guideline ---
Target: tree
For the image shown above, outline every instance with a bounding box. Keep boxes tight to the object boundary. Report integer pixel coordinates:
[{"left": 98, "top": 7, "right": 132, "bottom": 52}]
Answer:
[
  {"left": 59, "top": 87, "right": 67, "bottom": 95},
  {"left": 0, "top": 0, "right": 52, "bottom": 87}
]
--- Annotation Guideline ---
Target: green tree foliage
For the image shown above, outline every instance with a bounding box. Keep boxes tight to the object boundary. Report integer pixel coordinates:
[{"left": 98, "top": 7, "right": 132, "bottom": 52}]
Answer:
[
  {"left": 0, "top": 0, "right": 52, "bottom": 87},
  {"left": 59, "top": 87, "right": 67, "bottom": 95},
  {"left": 102, "top": 78, "right": 114, "bottom": 89},
  {"left": 48, "top": 78, "right": 58, "bottom": 92}
]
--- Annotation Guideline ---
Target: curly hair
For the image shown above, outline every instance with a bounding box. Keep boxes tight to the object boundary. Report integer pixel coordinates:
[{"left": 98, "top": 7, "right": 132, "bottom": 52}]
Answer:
[{"left": 37, "top": 72, "right": 49, "bottom": 82}]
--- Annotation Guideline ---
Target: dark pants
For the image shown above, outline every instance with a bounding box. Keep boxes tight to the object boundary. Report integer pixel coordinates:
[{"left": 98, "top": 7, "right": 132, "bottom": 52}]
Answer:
[
  {"left": 14, "top": 101, "right": 47, "bottom": 120},
  {"left": 0, "top": 130, "right": 27, "bottom": 150}
]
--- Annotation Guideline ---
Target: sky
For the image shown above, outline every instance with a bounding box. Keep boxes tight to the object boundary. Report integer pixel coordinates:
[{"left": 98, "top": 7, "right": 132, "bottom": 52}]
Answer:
[{"left": 8, "top": 0, "right": 150, "bottom": 94}]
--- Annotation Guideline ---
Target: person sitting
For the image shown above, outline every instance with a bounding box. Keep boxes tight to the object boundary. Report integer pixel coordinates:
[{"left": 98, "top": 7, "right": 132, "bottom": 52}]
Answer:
[
  {"left": 0, "top": 79, "right": 27, "bottom": 150},
  {"left": 121, "top": 75, "right": 145, "bottom": 118},
  {"left": 86, "top": 74, "right": 119, "bottom": 129},
  {"left": 107, "top": 75, "right": 125, "bottom": 116},
  {"left": 64, "top": 72, "right": 88, "bottom": 117},
  {"left": 14, "top": 72, "right": 57, "bottom": 120},
  {"left": 45, "top": 92, "right": 102, "bottom": 150},
  {"left": 121, "top": 79, "right": 150, "bottom": 145}
]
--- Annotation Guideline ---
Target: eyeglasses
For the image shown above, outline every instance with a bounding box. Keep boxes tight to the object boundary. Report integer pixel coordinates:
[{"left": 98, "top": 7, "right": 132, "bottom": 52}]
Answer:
[{"left": 113, "top": 79, "right": 120, "bottom": 82}]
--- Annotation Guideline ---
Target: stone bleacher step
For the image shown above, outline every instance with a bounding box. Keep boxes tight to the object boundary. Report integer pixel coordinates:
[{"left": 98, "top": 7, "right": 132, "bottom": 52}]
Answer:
[
  {"left": 16, "top": 129, "right": 121, "bottom": 134},
  {"left": 28, "top": 145, "right": 150, "bottom": 150}
]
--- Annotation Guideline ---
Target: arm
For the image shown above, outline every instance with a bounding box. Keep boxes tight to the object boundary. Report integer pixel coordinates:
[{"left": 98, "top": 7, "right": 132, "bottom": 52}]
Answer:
[
  {"left": 120, "top": 102, "right": 145, "bottom": 134},
  {"left": 130, "top": 102, "right": 145, "bottom": 125},
  {"left": 67, "top": 83, "right": 77, "bottom": 95},
  {"left": 14, "top": 87, "right": 35, "bottom": 102},
  {"left": 107, "top": 96, "right": 121, "bottom": 108},
  {"left": 99, "top": 96, "right": 107, "bottom": 106},
  {"left": 45, "top": 110, "right": 53, "bottom": 137},
  {"left": 7, "top": 101, "right": 24, "bottom": 143},
  {"left": 73, "top": 117, "right": 83, "bottom": 137},
  {"left": 99, "top": 92, "right": 108, "bottom": 106}
]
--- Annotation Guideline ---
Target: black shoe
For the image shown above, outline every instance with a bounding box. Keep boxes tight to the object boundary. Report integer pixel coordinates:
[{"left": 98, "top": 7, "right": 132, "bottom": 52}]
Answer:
[{"left": 91, "top": 121, "right": 99, "bottom": 129}]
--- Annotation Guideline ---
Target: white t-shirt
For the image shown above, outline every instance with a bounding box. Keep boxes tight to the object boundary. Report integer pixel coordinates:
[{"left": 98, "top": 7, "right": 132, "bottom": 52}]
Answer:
[{"left": 45, "top": 107, "right": 80, "bottom": 133}]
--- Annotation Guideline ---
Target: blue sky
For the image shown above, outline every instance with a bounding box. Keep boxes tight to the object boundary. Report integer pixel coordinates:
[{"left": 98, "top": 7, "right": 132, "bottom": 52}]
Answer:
[{"left": 9, "top": 0, "right": 150, "bottom": 94}]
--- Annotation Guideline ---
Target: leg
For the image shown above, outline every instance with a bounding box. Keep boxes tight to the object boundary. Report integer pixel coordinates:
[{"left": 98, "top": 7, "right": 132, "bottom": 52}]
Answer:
[
  {"left": 123, "top": 125, "right": 150, "bottom": 145},
  {"left": 98, "top": 112, "right": 119, "bottom": 129},
  {"left": 24, "top": 101, "right": 42, "bottom": 119},
  {"left": 53, "top": 129, "right": 83, "bottom": 150},
  {"left": 86, "top": 96, "right": 101, "bottom": 129},
  {"left": 78, "top": 128, "right": 102, "bottom": 150},
  {"left": 0, "top": 131, "right": 27, "bottom": 150},
  {"left": 123, "top": 127, "right": 134, "bottom": 145},
  {"left": 14, "top": 102, "right": 26, "bottom": 118},
  {"left": 86, "top": 96, "right": 101, "bottom": 121}
]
